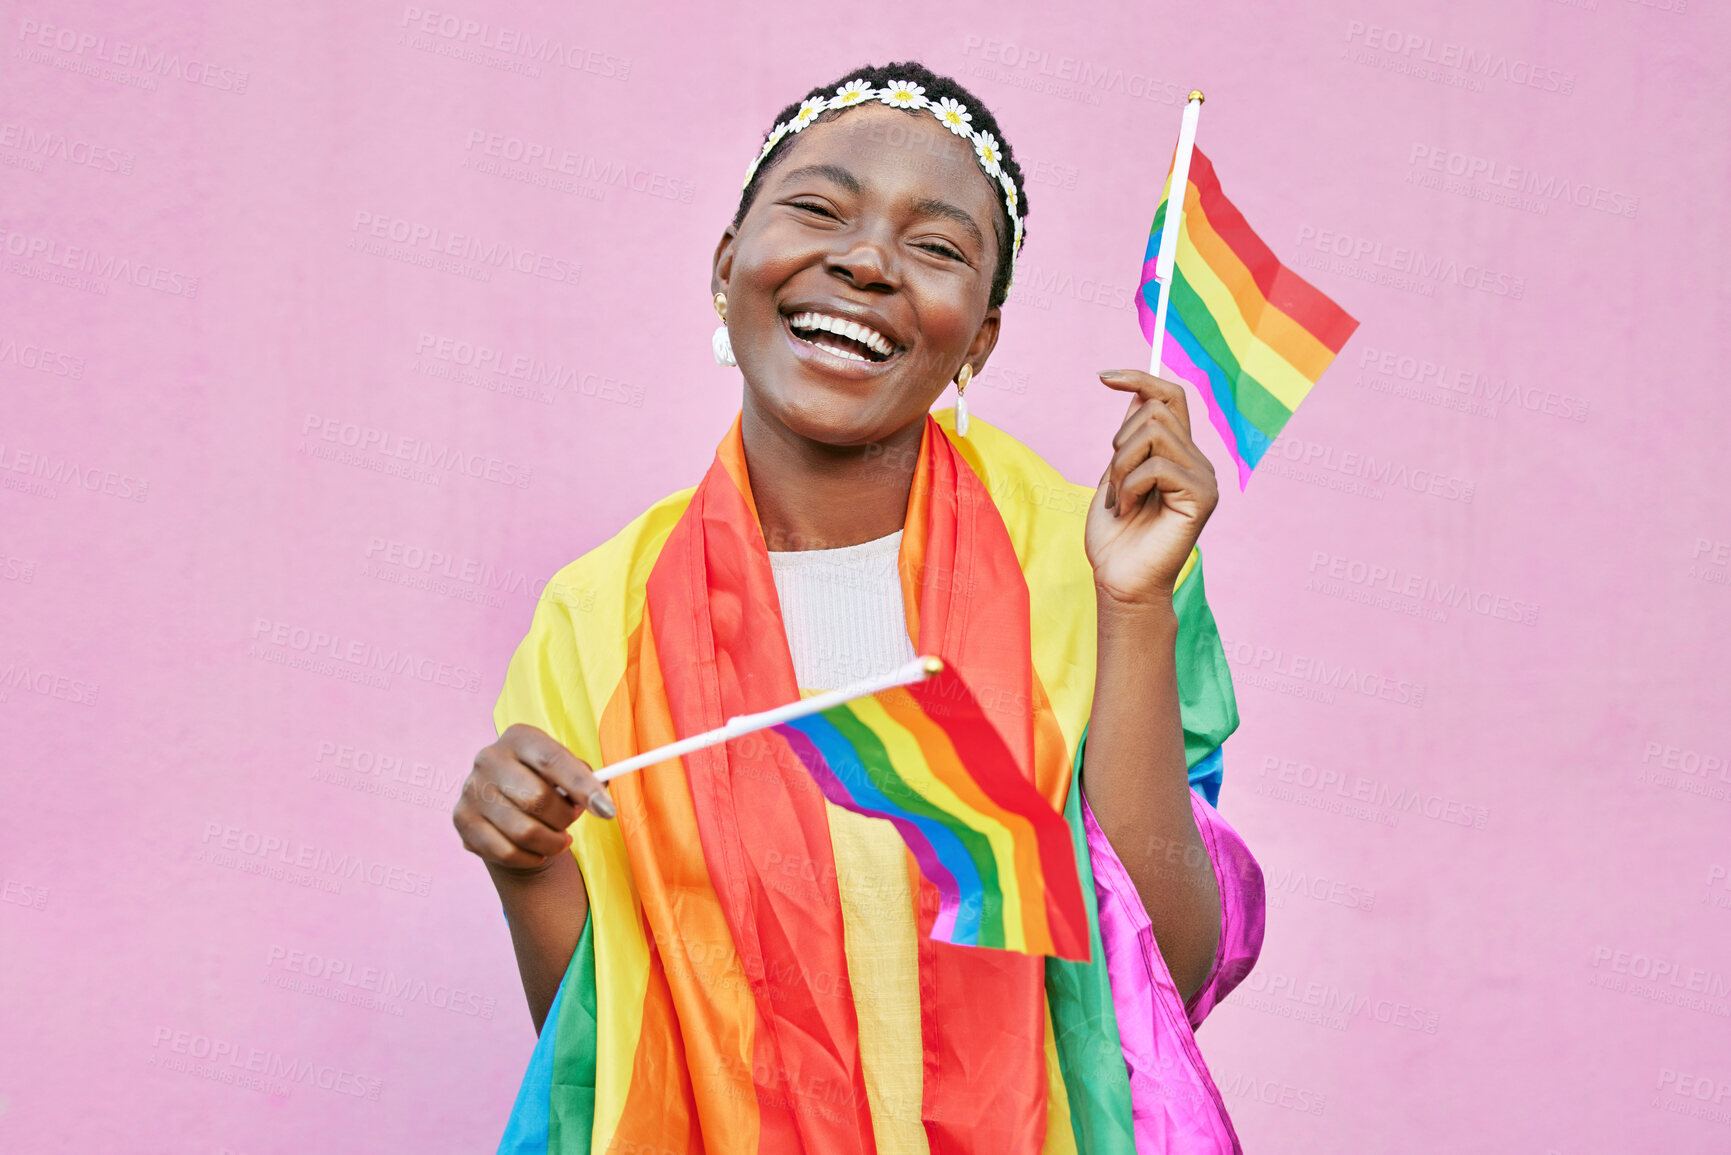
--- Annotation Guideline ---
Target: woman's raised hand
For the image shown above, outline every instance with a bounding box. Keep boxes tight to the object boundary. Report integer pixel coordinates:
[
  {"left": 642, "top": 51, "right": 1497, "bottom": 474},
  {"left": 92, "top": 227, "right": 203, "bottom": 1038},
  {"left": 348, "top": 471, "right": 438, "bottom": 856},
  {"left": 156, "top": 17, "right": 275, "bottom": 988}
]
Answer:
[
  {"left": 1085, "top": 369, "right": 1220, "bottom": 609},
  {"left": 453, "top": 724, "right": 617, "bottom": 874}
]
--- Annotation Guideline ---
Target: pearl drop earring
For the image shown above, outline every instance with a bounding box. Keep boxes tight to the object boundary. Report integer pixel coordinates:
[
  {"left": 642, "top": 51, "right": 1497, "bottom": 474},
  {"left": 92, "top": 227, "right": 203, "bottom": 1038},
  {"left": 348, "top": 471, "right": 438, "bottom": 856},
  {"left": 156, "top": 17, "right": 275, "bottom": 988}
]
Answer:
[
  {"left": 712, "top": 293, "right": 736, "bottom": 367},
  {"left": 954, "top": 363, "right": 973, "bottom": 437}
]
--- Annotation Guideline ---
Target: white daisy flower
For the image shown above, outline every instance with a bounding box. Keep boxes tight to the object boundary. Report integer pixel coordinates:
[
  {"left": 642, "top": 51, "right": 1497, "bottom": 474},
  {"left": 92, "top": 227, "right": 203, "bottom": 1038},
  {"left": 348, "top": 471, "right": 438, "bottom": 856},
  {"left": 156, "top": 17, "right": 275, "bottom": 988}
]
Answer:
[
  {"left": 831, "top": 78, "right": 874, "bottom": 107},
  {"left": 879, "top": 79, "right": 927, "bottom": 110},
  {"left": 998, "top": 171, "right": 1019, "bottom": 212},
  {"left": 930, "top": 97, "right": 973, "bottom": 137},
  {"left": 787, "top": 96, "right": 829, "bottom": 133},
  {"left": 972, "top": 131, "right": 1003, "bottom": 177}
]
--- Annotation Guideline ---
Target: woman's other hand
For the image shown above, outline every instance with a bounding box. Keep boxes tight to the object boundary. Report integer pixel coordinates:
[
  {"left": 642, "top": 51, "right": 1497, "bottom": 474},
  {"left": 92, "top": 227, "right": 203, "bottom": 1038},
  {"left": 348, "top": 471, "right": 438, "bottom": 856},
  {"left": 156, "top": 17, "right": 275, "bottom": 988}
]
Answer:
[{"left": 1085, "top": 369, "right": 1220, "bottom": 609}]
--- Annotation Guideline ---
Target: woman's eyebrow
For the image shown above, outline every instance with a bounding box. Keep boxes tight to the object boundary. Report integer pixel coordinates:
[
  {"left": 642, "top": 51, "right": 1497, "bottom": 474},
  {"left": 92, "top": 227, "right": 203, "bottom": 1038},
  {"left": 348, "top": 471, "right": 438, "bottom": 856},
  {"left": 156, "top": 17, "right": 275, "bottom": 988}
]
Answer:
[
  {"left": 780, "top": 163, "right": 862, "bottom": 195},
  {"left": 911, "top": 197, "right": 987, "bottom": 251}
]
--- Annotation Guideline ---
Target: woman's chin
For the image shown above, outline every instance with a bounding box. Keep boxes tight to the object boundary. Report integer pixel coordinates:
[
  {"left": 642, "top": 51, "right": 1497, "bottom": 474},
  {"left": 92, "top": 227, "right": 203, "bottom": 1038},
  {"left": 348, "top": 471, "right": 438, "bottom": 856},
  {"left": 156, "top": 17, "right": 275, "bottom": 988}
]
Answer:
[{"left": 750, "top": 379, "right": 916, "bottom": 450}]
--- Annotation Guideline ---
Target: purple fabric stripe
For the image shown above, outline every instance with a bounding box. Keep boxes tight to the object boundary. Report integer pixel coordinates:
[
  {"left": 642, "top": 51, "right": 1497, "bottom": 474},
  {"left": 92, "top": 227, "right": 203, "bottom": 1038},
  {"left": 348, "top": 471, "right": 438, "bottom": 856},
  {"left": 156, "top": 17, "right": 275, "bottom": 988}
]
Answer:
[{"left": 1082, "top": 790, "right": 1266, "bottom": 1153}]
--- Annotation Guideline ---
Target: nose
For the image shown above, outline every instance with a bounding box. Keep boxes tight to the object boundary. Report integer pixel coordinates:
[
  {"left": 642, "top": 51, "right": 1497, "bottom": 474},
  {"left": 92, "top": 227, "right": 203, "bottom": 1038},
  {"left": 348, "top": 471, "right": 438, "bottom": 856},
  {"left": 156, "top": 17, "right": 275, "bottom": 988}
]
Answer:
[{"left": 824, "top": 230, "right": 899, "bottom": 293}]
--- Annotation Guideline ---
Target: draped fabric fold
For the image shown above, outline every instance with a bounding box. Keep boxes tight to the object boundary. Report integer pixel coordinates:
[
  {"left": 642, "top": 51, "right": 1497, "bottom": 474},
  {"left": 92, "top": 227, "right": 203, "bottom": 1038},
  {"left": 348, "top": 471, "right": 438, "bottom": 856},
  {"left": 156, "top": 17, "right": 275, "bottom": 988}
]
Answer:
[{"left": 492, "top": 409, "right": 1262, "bottom": 1154}]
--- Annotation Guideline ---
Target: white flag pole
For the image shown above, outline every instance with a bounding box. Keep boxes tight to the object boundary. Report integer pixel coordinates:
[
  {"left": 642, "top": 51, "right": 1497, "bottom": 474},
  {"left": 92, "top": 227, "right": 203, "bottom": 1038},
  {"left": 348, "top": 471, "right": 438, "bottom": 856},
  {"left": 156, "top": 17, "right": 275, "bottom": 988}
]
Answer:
[
  {"left": 1146, "top": 91, "right": 1206, "bottom": 378},
  {"left": 592, "top": 655, "right": 944, "bottom": 783}
]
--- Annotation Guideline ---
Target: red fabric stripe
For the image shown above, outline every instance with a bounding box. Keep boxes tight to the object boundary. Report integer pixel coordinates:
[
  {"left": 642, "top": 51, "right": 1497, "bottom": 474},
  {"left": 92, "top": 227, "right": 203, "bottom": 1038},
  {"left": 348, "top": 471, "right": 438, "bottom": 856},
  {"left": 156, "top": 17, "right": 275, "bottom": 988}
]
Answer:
[
  {"left": 647, "top": 440, "right": 875, "bottom": 1153},
  {"left": 910, "top": 424, "right": 1050, "bottom": 1155},
  {"left": 1187, "top": 147, "right": 1360, "bottom": 354}
]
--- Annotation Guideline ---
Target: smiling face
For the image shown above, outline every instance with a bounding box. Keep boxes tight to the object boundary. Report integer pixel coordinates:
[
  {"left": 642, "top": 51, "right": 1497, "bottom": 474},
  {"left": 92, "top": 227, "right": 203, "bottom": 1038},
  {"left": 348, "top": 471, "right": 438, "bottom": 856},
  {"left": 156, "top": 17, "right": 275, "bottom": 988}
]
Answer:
[{"left": 712, "top": 102, "right": 1005, "bottom": 450}]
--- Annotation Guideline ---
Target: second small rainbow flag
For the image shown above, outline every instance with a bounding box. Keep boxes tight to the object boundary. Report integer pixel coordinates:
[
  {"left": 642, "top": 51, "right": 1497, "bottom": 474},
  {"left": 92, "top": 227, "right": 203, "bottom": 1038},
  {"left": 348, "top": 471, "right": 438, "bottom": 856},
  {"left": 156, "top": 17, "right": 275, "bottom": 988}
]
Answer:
[
  {"left": 1138, "top": 146, "right": 1360, "bottom": 489},
  {"left": 773, "top": 665, "right": 1090, "bottom": 961}
]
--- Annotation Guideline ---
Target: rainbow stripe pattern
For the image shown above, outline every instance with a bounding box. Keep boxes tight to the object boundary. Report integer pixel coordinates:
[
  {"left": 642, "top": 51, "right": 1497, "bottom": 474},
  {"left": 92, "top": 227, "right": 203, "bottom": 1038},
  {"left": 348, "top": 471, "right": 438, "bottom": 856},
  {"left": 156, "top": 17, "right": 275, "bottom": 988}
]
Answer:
[
  {"left": 491, "top": 411, "right": 1243, "bottom": 1154},
  {"left": 772, "top": 665, "right": 1089, "bottom": 960},
  {"left": 1137, "top": 146, "right": 1360, "bottom": 489}
]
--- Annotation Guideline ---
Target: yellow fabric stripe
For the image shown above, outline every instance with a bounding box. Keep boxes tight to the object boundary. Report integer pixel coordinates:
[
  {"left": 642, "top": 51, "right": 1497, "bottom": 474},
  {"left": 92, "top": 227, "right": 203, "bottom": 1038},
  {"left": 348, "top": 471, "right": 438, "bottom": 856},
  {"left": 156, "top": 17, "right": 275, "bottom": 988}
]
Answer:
[
  {"left": 1175, "top": 201, "right": 1322, "bottom": 412},
  {"left": 850, "top": 693, "right": 1031, "bottom": 952},
  {"left": 494, "top": 489, "right": 695, "bottom": 1150},
  {"left": 828, "top": 801, "right": 930, "bottom": 1154},
  {"left": 1039, "top": 998, "right": 1079, "bottom": 1154},
  {"left": 578, "top": 807, "right": 649, "bottom": 1149},
  {"left": 938, "top": 412, "right": 1097, "bottom": 759}
]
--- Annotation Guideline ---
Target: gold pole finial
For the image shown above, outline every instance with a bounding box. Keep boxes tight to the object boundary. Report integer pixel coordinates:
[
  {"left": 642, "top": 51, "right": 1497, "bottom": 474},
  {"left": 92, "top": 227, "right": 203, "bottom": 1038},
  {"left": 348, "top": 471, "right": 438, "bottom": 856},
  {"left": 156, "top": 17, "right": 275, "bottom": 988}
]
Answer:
[
  {"left": 920, "top": 656, "right": 945, "bottom": 676},
  {"left": 1188, "top": 90, "right": 1206, "bottom": 103}
]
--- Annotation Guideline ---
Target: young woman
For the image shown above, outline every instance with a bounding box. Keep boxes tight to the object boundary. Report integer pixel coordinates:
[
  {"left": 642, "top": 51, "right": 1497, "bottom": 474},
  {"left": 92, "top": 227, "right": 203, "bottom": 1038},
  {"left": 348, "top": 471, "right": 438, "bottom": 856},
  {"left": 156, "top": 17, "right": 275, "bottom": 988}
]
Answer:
[{"left": 454, "top": 61, "right": 1265, "bottom": 1155}]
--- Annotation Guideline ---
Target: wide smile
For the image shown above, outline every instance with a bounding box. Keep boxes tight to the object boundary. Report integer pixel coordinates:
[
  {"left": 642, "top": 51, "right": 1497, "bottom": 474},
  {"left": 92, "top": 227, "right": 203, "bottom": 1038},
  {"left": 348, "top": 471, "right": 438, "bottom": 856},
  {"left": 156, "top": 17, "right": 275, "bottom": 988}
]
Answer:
[{"left": 780, "top": 310, "right": 904, "bottom": 377}]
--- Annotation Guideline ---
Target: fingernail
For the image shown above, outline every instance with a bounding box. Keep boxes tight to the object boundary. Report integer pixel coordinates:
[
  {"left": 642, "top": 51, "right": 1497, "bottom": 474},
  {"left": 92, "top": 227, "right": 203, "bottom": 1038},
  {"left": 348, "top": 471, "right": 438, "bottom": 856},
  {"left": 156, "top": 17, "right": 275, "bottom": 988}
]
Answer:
[
  {"left": 1098, "top": 370, "right": 1122, "bottom": 379},
  {"left": 587, "top": 789, "right": 617, "bottom": 820}
]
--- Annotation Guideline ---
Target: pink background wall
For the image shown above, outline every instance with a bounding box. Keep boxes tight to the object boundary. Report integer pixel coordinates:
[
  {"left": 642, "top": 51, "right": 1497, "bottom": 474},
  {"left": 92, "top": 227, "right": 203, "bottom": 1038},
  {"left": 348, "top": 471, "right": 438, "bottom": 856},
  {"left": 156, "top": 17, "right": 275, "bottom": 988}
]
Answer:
[{"left": 3, "top": 0, "right": 1727, "bottom": 1151}]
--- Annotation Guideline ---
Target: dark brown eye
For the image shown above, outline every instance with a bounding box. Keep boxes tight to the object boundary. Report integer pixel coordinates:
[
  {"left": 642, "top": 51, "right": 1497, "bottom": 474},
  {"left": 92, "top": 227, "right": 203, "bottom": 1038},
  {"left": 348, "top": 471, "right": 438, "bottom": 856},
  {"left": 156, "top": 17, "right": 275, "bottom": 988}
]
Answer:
[
  {"left": 919, "top": 242, "right": 963, "bottom": 260},
  {"left": 793, "top": 201, "right": 837, "bottom": 219}
]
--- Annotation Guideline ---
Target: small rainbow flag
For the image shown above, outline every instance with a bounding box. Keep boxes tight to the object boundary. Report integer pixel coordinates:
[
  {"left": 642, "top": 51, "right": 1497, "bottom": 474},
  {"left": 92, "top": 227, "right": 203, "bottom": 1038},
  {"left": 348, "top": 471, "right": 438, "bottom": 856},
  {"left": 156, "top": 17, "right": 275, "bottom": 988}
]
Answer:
[
  {"left": 1138, "top": 146, "right": 1360, "bottom": 489},
  {"left": 772, "top": 663, "right": 1090, "bottom": 961}
]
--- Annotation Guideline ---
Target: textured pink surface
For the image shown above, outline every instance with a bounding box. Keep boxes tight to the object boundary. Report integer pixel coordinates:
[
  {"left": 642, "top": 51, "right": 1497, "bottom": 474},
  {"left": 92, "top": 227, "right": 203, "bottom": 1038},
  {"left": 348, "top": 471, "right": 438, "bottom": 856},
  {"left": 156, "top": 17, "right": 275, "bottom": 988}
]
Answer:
[{"left": 3, "top": 2, "right": 1728, "bottom": 1151}]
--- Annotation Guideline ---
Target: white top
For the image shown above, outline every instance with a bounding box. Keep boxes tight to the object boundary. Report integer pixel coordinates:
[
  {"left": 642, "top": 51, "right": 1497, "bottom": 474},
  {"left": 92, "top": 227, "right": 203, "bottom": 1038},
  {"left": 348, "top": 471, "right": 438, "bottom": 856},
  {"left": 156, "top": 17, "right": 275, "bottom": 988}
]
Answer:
[{"left": 766, "top": 529, "right": 919, "bottom": 692}]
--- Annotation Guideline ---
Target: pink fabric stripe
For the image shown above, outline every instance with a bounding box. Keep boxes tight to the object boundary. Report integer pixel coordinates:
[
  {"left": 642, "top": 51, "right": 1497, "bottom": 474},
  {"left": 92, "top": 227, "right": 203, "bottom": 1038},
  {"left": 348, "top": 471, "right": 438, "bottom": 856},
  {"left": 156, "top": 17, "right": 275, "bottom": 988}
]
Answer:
[
  {"left": 1160, "top": 331, "right": 1253, "bottom": 491},
  {"left": 1135, "top": 256, "right": 1163, "bottom": 345},
  {"left": 1083, "top": 790, "right": 1266, "bottom": 1153}
]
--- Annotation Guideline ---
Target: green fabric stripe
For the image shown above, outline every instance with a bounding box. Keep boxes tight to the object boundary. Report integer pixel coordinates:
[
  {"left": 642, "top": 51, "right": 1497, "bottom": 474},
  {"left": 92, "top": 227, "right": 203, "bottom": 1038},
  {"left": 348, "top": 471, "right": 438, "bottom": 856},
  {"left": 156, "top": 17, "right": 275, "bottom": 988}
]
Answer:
[
  {"left": 1173, "top": 554, "right": 1241, "bottom": 768},
  {"left": 548, "top": 916, "right": 598, "bottom": 1153},
  {"left": 825, "top": 704, "right": 1008, "bottom": 948},
  {"left": 1169, "top": 272, "right": 1292, "bottom": 437},
  {"left": 1046, "top": 729, "right": 1137, "bottom": 1153}
]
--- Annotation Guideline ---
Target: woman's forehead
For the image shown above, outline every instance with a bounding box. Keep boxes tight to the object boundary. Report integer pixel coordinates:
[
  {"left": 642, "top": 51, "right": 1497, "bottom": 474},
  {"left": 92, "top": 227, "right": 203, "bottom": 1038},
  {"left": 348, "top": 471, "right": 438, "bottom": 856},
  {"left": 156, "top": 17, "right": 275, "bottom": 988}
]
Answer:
[{"left": 773, "top": 105, "right": 997, "bottom": 207}]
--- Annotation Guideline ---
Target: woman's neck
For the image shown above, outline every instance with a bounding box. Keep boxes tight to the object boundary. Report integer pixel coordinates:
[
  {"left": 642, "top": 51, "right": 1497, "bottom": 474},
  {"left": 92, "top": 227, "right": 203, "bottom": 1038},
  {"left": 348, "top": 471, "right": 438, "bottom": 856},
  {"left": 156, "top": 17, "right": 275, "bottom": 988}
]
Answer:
[{"left": 741, "top": 405, "right": 924, "bottom": 553}]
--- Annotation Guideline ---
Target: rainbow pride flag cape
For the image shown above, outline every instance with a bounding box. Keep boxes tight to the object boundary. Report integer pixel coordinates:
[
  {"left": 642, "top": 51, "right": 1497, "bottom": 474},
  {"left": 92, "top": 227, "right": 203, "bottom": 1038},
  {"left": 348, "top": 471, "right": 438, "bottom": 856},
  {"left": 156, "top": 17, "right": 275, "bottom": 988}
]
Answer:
[
  {"left": 773, "top": 664, "right": 1090, "bottom": 960},
  {"left": 1137, "top": 146, "right": 1360, "bottom": 489}
]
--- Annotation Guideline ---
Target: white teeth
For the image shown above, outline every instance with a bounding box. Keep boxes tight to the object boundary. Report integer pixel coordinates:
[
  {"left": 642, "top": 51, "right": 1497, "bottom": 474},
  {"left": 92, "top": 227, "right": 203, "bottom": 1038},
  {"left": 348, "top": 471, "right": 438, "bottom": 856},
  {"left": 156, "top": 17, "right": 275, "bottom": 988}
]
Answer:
[{"left": 788, "top": 311, "right": 894, "bottom": 358}]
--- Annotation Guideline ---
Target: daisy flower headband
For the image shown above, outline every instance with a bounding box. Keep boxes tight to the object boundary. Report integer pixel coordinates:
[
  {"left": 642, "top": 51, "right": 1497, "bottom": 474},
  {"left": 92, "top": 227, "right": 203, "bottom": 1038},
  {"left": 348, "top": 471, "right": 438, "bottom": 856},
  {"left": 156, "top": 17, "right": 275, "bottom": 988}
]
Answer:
[{"left": 742, "top": 77, "right": 1024, "bottom": 289}]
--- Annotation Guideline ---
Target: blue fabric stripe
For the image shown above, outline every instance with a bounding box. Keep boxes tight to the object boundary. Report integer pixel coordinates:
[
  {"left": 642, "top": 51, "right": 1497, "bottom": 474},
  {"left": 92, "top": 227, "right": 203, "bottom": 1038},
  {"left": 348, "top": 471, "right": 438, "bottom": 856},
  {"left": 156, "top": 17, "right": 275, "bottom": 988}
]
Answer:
[
  {"left": 495, "top": 980, "right": 562, "bottom": 1155},
  {"left": 782, "top": 712, "right": 986, "bottom": 944},
  {"left": 1167, "top": 312, "right": 1274, "bottom": 467},
  {"left": 1188, "top": 746, "right": 1224, "bottom": 809}
]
